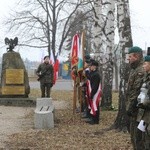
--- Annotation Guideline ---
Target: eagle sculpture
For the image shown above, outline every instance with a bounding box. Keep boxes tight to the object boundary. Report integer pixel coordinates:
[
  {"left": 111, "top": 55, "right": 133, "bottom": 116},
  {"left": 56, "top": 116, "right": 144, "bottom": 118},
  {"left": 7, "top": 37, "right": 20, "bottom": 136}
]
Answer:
[{"left": 4, "top": 37, "right": 18, "bottom": 52}]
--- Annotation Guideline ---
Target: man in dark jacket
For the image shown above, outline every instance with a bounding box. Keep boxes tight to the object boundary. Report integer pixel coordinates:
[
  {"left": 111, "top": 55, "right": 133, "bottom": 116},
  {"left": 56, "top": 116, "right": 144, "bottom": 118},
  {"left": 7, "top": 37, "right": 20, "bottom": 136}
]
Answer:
[
  {"left": 36, "top": 56, "right": 54, "bottom": 97},
  {"left": 86, "top": 60, "right": 101, "bottom": 125}
]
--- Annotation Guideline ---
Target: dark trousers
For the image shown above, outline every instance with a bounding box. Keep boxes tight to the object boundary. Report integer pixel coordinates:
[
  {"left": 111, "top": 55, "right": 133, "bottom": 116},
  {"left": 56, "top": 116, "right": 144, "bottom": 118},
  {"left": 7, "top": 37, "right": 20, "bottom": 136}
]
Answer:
[
  {"left": 91, "top": 106, "right": 100, "bottom": 123},
  {"left": 40, "top": 83, "right": 52, "bottom": 97},
  {"left": 130, "top": 117, "right": 144, "bottom": 150},
  {"left": 144, "top": 123, "right": 150, "bottom": 150}
]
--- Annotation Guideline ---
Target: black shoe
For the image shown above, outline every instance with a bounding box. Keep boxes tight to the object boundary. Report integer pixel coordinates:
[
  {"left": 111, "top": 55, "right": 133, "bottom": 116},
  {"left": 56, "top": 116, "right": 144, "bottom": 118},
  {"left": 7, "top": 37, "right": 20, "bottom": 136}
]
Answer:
[
  {"left": 86, "top": 119, "right": 99, "bottom": 125},
  {"left": 83, "top": 118, "right": 91, "bottom": 122}
]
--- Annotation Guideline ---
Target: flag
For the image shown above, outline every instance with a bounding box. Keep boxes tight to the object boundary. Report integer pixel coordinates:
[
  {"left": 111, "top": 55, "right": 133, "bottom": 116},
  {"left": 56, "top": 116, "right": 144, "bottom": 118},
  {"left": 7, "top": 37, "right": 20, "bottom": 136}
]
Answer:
[
  {"left": 70, "top": 34, "right": 79, "bottom": 68},
  {"left": 50, "top": 49, "right": 55, "bottom": 65},
  {"left": 78, "top": 32, "right": 84, "bottom": 72},
  {"left": 53, "top": 53, "right": 59, "bottom": 84},
  {"left": 86, "top": 80, "right": 102, "bottom": 116}
]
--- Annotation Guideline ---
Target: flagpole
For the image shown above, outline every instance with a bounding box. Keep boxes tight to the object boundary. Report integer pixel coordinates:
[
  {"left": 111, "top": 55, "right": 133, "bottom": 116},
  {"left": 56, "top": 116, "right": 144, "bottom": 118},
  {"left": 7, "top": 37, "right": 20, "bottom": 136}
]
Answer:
[
  {"left": 73, "top": 79, "right": 77, "bottom": 114},
  {"left": 79, "top": 30, "right": 85, "bottom": 114}
]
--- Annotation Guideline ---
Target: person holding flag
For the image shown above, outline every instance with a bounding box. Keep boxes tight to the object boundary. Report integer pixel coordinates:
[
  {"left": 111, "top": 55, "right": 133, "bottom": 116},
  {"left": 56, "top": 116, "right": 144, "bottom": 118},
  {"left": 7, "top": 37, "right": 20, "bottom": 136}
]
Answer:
[
  {"left": 86, "top": 60, "right": 102, "bottom": 125},
  {"left": 36, "top": 56, "right": 54, "bottom": 98}
]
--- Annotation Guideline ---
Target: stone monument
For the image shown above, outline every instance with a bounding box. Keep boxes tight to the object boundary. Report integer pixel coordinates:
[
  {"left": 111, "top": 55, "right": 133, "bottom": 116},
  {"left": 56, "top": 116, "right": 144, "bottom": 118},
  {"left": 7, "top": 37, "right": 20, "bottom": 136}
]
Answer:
[{"left": 0, "top": 37, "right": 30, "bottom": 98}]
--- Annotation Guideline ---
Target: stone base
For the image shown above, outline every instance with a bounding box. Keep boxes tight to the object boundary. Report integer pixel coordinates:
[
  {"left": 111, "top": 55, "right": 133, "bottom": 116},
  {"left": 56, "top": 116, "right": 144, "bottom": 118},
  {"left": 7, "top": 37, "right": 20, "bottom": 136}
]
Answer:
[
  {"left": 34, "top": 98, "right": 55, "bottom": 129},
  {"left": 0, "top": 97, "right": 36, "bottom": 107}
]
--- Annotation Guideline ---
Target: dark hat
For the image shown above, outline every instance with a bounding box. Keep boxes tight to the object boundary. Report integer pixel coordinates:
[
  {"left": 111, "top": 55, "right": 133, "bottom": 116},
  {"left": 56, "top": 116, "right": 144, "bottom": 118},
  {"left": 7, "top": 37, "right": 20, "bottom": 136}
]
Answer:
[
  {"left": 90, "top": 58, "right": 95, "bottom": 63},
  {"left": 144, "top": 55, "right": 150, "bottom": 62},
  {"left": 84, "top": 54, "right": 91, "bottom": 60},
  {"left": 128, "top": 46, "right": 142, "bottom": 54},
  {"left": 90, "top": 60, "right": 99, "bottom": 67},
  {"left": 44, "top": 55, "right": 49, "bottom": 60}
]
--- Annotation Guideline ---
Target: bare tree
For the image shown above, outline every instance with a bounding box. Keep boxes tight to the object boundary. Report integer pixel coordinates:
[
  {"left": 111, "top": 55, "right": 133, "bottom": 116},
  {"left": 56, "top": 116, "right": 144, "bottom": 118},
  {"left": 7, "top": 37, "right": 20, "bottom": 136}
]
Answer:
[{"left": 5, "top": 0, "right": 91, "bottom": 58}]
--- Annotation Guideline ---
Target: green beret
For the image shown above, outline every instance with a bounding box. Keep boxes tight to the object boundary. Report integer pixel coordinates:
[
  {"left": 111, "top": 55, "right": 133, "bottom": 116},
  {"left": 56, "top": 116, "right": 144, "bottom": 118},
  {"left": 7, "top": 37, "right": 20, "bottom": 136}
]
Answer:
[
  {"left": 144, "top": 56, "right": 150, "bottom": 62},
  {"left": 128, "top": 46, "right": 142, "bottom": 54}
]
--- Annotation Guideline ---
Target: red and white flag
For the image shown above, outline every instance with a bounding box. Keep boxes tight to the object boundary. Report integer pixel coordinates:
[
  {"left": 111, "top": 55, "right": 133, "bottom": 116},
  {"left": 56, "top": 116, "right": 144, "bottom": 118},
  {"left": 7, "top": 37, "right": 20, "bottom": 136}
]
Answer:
[
  {"left": 53, "top": 53, "right": 59, "bottom": 84},
  {"left": 86, "top": 80, "right": 102, "bottom": 116}
]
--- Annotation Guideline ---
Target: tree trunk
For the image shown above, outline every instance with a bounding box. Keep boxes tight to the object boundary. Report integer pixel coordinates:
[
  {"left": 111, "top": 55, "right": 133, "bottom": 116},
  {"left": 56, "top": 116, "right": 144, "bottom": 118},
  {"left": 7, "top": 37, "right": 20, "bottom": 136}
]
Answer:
[
  {"left": 92, "top": 0, "right": 104, "bottom": 67},
  {"left": 113, "top": 0, "right": 133, "bottom": 131},
  {"left": 101, "top": 0, "right": 115, "bottom": 109}
]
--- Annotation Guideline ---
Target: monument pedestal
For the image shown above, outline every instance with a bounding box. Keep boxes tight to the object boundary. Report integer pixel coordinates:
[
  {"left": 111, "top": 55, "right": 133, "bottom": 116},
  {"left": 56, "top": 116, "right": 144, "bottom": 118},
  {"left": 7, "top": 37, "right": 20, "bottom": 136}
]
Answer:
[
  {"left": 0, "top": 97, "right": 36, "bottom": 107},
  {"left": 0, "top": 51, "right": 30, "bottom": 98}
]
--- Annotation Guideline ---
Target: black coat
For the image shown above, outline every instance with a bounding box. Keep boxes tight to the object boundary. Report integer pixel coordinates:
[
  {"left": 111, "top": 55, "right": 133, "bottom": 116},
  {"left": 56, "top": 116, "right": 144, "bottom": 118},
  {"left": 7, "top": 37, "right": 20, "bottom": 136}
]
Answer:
[{"left": 90, "top": 69, "right": 101, "bottom": 99}]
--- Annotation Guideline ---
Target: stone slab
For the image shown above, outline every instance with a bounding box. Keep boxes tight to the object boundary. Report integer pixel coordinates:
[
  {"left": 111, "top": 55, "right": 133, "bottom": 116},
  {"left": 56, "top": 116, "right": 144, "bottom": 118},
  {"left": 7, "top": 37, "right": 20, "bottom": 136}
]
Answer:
[{"left": 0, "top": 97, "right": 36, "bottom": 107}]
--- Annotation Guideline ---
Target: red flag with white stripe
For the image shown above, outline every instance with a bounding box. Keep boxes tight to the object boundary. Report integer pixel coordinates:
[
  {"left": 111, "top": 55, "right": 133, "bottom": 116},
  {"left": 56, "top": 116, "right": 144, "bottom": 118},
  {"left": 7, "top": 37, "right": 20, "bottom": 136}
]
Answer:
[
  {"left": 53, "top": 56, "right": 59, "bottom": 84},
  {"left": 86, "top": 80, "right": 102, "bottom": 116}
]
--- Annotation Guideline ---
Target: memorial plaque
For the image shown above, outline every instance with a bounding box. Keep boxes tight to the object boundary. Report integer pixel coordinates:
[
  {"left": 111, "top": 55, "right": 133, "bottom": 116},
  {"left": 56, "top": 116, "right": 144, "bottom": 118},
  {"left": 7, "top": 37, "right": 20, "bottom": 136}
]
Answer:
[
  {"left": 6, "top": 69, "right": 24, "bottom": 84},
  {"left": 2, "top": 86, "right": 25, "bottom": 95}
]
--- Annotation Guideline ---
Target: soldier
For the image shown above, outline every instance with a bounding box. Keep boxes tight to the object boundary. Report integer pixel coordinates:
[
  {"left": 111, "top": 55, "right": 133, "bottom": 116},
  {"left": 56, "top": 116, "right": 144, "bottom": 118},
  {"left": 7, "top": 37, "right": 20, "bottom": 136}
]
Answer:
[
  {"left": 137, "top": 55, "right": 150, "bottom": 150},
  {"left": 126, "top": 46, "right": 145, "bottom": 150},
  {"left": 36, "top": 56, "right": 54, "bottom": 97}
]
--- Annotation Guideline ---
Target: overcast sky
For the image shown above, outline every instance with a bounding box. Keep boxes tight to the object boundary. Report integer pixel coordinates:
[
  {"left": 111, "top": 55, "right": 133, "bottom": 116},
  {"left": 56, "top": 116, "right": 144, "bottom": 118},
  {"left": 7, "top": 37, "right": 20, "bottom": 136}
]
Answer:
[{"left": 0, "top": 0, "right": 149, "bottom": 61}]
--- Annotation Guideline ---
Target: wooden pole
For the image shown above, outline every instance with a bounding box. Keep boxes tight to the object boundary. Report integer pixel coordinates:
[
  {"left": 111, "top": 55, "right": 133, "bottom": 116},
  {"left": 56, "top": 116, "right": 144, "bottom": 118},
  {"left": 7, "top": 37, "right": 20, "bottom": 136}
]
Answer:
[
  {"left": 79, "top": 30, "right": 85, "bottom": 114},
  {"left": 73, "top": 79, "right": 77, "bottom": 114}
]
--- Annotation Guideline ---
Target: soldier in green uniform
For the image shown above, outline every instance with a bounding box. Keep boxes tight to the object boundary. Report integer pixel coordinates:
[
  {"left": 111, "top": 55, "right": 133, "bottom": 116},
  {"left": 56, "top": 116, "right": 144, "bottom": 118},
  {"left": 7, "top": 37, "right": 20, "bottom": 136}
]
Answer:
[
  {"left": 36, "top": 56, "right": 54, "bottom": 97},
  {"left": 126, "top": 46, "right": 145, "bottom": 150},
  {"left": 137, "top": 55, "right": 150, "bottom": 150}
]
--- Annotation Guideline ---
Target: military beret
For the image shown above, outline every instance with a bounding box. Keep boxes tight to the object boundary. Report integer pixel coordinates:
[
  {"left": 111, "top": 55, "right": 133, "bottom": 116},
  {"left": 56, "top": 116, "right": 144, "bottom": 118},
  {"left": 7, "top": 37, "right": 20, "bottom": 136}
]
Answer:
[
  {"left": 44, "top": 55, "right": 49, "bottom": 60},
  {"left": 144, "top": 55, "right": 150, "bottom": 62},
  {"left": 128, "top": 46, "right": 142, "bottom": 54},
  {"left": 90, "top": 60, "right": 99, "bottom": 67}
]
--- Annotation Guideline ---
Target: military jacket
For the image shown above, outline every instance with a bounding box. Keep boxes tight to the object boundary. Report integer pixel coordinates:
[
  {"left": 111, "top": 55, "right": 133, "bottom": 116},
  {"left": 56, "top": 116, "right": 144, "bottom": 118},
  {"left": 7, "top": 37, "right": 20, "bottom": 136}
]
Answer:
[
  {"left": 137, "top": 73, "right": 150, "bottom": 124},
  {"left": 36, "top": 62, "right": 54, "bottom": 83},
  {"left": 126, "top": 60, "right": 144, "bottom": 114}
]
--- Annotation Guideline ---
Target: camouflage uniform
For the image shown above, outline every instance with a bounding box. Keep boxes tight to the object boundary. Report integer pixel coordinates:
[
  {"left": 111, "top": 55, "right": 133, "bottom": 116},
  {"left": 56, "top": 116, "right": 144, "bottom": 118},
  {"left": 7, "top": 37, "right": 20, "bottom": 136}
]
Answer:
[
  {"left": 36, "top": 62, "right": 54, "bottom": 97},
  {"left": 126, "top": 60, "right": 144, "bottom": 150},
  {"left": 137, "top": 72, "right": 150, "bottom": 150}
]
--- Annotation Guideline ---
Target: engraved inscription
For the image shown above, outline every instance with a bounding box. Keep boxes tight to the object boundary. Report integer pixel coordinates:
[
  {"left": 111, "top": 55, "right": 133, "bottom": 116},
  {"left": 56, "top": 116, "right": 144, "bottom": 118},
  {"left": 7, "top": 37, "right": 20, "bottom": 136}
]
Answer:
[
  {"left": 2, "top": 86, "right": 25, "bottom": 95},
  {"left": 6, "top": 69, "right": 24, "bottom": 84}
]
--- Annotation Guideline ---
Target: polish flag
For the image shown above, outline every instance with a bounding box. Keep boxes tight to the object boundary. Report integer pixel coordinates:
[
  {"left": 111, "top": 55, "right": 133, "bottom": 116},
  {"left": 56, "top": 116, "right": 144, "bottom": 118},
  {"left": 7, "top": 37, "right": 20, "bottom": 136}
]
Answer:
[
  {"left": 53, "top": 53, "right": 59, "bottom": 84},
  {"left": 86, "top": 80, "right": 102, "bottom": 116}
]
